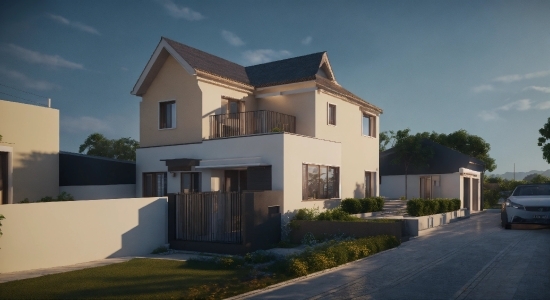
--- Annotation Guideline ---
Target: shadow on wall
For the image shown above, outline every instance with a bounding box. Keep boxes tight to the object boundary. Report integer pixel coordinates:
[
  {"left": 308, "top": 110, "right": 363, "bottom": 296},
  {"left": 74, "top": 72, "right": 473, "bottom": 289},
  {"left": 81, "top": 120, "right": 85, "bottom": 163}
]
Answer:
[
  {"left": 14, "top": 151, "right": 59, "bottom": 202},
  {"left": 354, "top": 182, "right": 365, "bottom": 198},
  {"left": 108, "top": 198, "right": 167, "bottom": 258}
]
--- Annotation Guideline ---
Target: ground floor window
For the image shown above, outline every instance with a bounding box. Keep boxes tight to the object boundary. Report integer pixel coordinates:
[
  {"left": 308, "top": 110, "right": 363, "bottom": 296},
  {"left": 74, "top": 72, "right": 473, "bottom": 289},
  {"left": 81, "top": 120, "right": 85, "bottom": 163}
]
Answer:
[
  {"left": 365, "top": 171, "right": 375, "bottom": 197},
  {"left": 143, "top": 172, "right": 167, "bottom": 197},
  {"left": 181, "top": 172, "right": 200, "bottom": 193},
  {"left": 302, "top": 164, "right": 339, "bottom": 200}
]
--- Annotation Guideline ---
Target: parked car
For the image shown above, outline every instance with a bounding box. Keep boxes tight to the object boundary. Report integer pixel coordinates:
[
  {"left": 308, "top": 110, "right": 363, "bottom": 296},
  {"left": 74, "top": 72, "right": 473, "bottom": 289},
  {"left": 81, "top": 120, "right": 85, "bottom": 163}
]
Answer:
[{"left": 501, "top": 184, "right": 550, "bottom": 229}]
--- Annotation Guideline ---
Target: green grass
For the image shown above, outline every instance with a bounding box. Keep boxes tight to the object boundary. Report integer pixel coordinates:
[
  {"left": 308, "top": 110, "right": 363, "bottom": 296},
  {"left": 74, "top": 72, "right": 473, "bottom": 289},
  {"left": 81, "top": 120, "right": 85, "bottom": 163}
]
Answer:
[{"left": 0, "top": 258, "right": 287, "bottom": 299}]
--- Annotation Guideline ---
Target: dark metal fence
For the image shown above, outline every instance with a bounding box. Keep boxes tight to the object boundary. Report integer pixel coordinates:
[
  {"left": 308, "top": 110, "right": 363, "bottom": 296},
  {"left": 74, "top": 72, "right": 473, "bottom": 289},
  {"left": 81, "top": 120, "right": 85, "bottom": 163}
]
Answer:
[
  {"left": 175, "top": 192, "right": 242, "bottom": 243},
  {"left": 209, "top": 110, "right": 296, "bottom": 139}
]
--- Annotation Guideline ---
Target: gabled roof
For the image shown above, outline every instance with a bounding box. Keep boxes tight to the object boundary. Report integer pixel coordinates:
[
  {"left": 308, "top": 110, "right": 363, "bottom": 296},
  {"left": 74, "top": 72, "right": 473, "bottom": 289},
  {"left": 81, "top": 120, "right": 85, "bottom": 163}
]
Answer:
[{"left": 132, "top": 37, "right": 381, "bottom": 113}]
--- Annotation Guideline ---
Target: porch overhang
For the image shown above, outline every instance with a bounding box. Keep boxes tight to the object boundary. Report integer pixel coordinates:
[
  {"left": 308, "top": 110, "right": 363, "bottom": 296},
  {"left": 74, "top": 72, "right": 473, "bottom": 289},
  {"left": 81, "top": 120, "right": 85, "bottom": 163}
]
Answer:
[
  {"left": 161, "top": 158, "right": 201, "bottom": 172},
  {"left": 194, "top": 157, "right": 268, "bottom": 169}
]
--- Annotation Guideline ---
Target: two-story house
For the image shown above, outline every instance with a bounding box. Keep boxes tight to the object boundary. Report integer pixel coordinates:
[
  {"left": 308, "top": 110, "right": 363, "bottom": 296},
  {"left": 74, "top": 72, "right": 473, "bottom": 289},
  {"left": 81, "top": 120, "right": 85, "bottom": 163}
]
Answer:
[{"left": 131, "top": 37, "right": 382, "bottom": 213}]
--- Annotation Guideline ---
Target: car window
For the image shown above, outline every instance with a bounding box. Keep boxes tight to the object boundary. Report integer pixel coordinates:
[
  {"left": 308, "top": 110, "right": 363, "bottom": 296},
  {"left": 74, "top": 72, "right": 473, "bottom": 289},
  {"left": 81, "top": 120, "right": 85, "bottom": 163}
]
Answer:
[{"left": 513, "top": 185, "right": 550, "bottom": 196}]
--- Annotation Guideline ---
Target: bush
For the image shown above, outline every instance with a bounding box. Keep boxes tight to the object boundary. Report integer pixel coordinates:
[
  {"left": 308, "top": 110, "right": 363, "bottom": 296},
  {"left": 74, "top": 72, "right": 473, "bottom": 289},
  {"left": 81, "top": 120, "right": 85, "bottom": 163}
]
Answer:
[
  {"left": 38, "top": 192, "right": 75, "bottom": 202},
  {"left": 244, "top": 250, "right": 279, "bottom": 264},
  {"left": 406, "top": 198, "right": 461, "bottom": 217},
  {"left": 341, "top": 198, "right": 361, "bottom": 214},
  {"left": 293, "top": 207, "right": 319, "bottom": 221},
  {"left": 151, "top": 246, "right": 168, "bottom": 254},
  {"left": 316, "top": 208, "right": 359, "bottom": 221}
]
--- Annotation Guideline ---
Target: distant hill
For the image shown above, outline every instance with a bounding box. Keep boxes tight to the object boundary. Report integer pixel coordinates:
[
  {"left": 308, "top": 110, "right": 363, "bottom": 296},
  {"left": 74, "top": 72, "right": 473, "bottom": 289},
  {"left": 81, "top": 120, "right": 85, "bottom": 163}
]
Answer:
[{"left": 489, "top": 169, "right": 550, "bottom": 180}]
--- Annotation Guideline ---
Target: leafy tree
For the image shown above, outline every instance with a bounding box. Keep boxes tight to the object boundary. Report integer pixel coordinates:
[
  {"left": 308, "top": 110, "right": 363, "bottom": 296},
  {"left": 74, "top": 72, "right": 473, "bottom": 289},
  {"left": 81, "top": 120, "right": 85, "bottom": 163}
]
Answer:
[
  {"left": 392, "top": 129, "right": 434, "bottom": 199},
  {"left": 525, "top": 174, "right": 550, "bottom": 184},
  {"left": 537, "top": 117, "right": 550, "bottom": 164},
  {"left": 379, "top": 130, "right": 395, "bottom": 152},
  {"left": 79, "top": 133, "right": 139, "bottom": 161}
]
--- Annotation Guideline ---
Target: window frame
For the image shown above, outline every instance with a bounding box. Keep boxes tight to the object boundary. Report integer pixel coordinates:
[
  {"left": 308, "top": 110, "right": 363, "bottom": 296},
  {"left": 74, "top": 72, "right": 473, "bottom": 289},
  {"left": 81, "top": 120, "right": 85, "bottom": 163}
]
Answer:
[
  {"left": 362, "top": 112, "right": 376, "bottom": 138},
  {"left": 327, "top": 103, "right": 337, "bottom": 126},
  {"left": 142, "top": 172, "right": 168, "bottom": 197},
  {"left": 158, "top": 100, "right": 176, "bottom": 130},
  {"left": 302, "top": 163, "right": 340, "bottom": 200}
]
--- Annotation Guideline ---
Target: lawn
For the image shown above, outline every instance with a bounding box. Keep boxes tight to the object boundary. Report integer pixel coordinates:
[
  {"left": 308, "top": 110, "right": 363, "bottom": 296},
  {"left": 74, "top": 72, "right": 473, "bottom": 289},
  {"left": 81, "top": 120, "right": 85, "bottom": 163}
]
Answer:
[{"left": 0, "top": 258, "right": 288, "bottom": 299}]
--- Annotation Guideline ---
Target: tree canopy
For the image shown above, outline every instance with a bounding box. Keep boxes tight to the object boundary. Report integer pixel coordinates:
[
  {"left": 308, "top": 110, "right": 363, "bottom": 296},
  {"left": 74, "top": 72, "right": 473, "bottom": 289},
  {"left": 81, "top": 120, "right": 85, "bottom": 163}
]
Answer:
[
  {"left": 79, "top": 133, "right": 139, "bottom": 161},
  {"left": 381, "top": 129, "right": 496, "bottom": 172},
  {"left": 537, "top": 117, "right": 550, "bottom": 164}
]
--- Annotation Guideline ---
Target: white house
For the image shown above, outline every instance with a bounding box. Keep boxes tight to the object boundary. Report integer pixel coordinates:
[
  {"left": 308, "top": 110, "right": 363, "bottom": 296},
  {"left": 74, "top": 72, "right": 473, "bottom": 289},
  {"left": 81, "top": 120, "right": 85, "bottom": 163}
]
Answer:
[{"left": 131, "top": 37, "right": 383, "bottom": 213}]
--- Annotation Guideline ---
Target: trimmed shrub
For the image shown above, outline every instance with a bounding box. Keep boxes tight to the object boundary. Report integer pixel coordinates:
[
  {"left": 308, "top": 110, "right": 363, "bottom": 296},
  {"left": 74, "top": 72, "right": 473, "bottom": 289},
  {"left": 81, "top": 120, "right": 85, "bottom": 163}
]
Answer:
[
  {"left": 293, "top": 207, "right": 319, "bottom": 221},
  {"left": 316, "top": 208, "right": 359, "bottom": 221},
  {"left": 406, "top": 198, "right": 461, "bottom": 217},
  {"left": 341, "top": 198, "right": 362, "bottom": 214}
]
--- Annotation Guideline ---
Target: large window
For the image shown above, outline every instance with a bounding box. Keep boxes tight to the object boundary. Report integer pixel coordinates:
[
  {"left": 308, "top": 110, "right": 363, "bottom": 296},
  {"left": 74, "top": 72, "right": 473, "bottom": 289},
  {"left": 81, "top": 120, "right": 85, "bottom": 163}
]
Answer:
[
  {"left": 302, "top": 164, "right": 339, "bottom": 200},
  {"left": 181, "top": 172, "right": 200, "bottom": 193},
  {"left": 143, "top": 172, "right": 167, "bottom": 197},
  {"left": 328, "top": 103, "right": 336, "bottom": 125},
  {"left": 159, "top": 100, "right": 176, "bottom": 129},
  {"left": 362, "top": 113, "right": 375, "bottom": 137}
]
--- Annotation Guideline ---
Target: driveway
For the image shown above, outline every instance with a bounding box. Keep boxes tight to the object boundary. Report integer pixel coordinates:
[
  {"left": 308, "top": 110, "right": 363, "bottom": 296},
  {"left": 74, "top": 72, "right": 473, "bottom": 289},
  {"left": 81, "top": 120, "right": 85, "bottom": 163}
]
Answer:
[{"left": 245, "top": 211, "right": 550, "bottom": 300}]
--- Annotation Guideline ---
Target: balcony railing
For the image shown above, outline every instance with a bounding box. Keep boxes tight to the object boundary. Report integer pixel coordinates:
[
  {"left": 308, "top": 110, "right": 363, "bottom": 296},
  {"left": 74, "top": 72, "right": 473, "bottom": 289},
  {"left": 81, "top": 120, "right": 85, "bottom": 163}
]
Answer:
[{"left": 209, "top": 110, "right": 296, "bottom": 139}]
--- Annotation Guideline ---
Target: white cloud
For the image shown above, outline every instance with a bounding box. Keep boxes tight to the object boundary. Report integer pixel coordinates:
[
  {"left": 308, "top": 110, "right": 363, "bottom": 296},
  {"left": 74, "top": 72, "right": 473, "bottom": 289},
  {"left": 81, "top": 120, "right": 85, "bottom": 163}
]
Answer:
[
  {"left": 498, "top": 99, "right": 532, "bottom": 111},
  {"left": 0, "top": 67, "right": 60, "bottom": 91},
  {"left": 493, "top": 70, "right": 550, "bottom": 83},
  {"left": 478, "top": 110, "right": 499, "bottom": 121},
  {"left": 301, "top": 36, "right": 313, "bottom": 45},
  {"left": 47, "top": 13, "right": 100, "bottom": 35},
  {"left": 158, "top": 0, "right": 204, "bottom": 21},
  {"left": 221, "top": 30, "right": 244, "bottom": 47},
  {"left": 6, "top": 44, "right": 84, "bottom": 70},
  {"left": 524, "top": 86, "right": 550, "bottom": 93},
  {"left": 61, "top": 116, "right": 113, "bottom": 134},
  {"left": 536, "top": 101, "right": 550, "bottom": 110},
  {"left": 242, "top": 49, "right": 292, "bottom": 65},
  {"left": 471, "top": 84, "right": 494, "bottom": 93}
]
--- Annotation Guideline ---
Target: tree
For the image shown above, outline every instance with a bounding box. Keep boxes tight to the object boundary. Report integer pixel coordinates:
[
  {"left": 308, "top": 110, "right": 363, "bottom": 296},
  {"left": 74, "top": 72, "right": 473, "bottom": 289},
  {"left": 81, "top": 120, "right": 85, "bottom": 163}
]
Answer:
[
  {"left": 392, "top": 129, "right": 434, "bottom": 199},
  {"left": 525, "top": 174, "right": 550, "bottom": 184},
  {"left": 379, "top": 130, "right": 395, "bottom": 152},
  {"left": 79, "top": 133, "right": 139, "bottom": 161},
  {"left": 537, "top": 117, "right": 550, "bottom": 164}
]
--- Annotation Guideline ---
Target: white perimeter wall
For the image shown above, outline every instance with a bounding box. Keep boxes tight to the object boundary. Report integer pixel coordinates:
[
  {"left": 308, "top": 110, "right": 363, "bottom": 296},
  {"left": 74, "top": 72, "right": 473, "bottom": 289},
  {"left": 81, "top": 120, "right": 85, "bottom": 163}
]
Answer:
[
  {"left": 380, "top": 173, "right": 461, "bottom": 200},
  {"left": 0, "top": 197, "right": 167, "bottom": 273},
  {"left": 59, "top": 184, "right": 136, "bottom": 200}
]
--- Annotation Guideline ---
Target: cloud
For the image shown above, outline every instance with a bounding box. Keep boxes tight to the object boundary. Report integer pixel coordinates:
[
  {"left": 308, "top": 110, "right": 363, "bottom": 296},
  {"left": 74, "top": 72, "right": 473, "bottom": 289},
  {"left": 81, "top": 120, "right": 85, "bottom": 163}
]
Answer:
[
  {"left": 524, "top": 86, "right": 550, "bottom": 93},
  {"left": 478, "top": 110, "right": 499, "bottom": 121},
  {"left": 498, "top": 99, "right": 532, "bottom": 111},
  {"left": 0, "top": 67, "right": 60, "bottom": 90},
  {"left": 493, "top": 70, "right": 550, "bottom": 83},
  {"left": 471, "top": 84, "right": 494, "bottom": 93},
  {"left": 47, "top": 13, "right": 100, "bottom": 35},
  {"left": 301, "top": 36, "right": 313, "bottom": 45},
  {"left": 221, "top": 30, "right": 244, "bottom": 46},
  {"left": 242, "top": 49, "right": 292, "bottom": 65},
  {"left": 61, "top": 116, "right": 113, "bottom": 134},
  {"left": 6, "top": 44, "right": 84, "bottom": 70},
  {"left": 158, "top": 0, "right": 204, "bottom": 20},
  {"left": 536, "top": 101, "right": 550, "bottom": 110}
]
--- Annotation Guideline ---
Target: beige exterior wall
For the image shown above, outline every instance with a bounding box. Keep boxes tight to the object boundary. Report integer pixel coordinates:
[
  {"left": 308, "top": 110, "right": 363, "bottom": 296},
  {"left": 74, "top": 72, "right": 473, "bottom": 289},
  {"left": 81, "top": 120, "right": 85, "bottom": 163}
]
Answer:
[
  {"left": 140, "top": 55, "right": 203, "bottom": 147},
  {"left": 0, "top": 197, "right": 167, "bottom": 273},
  {"left": 0, "top": 99, "right": 59, "bottom": 203},
  {"left": 313, "top": 92, "right": 380, "bottom": 198}
]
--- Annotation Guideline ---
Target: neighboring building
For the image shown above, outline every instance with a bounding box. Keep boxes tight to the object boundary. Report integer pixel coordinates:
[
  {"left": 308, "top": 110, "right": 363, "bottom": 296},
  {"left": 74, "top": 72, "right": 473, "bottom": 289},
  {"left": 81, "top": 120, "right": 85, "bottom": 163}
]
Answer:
[
  {"left": 131, "top": 37, "right": 383, "bottom": 213},
  {"left": 380, "top": 140, "right": 485, "bottom": 211},
  {"left": 0, "top": 99, "right": 59, "bottom": 204}
]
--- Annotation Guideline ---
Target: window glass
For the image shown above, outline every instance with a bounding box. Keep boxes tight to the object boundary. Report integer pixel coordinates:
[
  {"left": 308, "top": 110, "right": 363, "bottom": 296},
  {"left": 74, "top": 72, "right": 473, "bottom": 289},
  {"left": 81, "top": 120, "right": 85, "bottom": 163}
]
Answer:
[
  {"left": 363, "top": 113, "right": 371, "bottom": 136},
  {"left": 159, "top": 101, "right": 176, "bottom": 129},
  {"left": 143, "top": 172, "right": 167, "bottom": 197},
  {"left": 307, "top": 165, "right": 319, "bottom": 199},
  {"left": 320, "top": 166, "right": 328, "bottom": 199},
  {"left": 181, "top": 172, "right": 200, "bottom": 193},
  {"left": 328, "top": 104, "right": 336, "bottom": 125},
  {"left": 303, "top": 164, "right": 339, "bottom": 200}
]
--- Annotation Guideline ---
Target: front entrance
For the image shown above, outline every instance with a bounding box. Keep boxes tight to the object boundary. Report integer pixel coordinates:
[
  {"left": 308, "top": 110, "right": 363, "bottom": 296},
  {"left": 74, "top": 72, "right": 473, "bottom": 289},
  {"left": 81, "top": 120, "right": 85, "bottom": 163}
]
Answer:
[
  {"left": 420, "top": 176, "right": 432, "bottom": 199},
  {"left": 224, "top": 170, "right": 247, "bottom": 192}
]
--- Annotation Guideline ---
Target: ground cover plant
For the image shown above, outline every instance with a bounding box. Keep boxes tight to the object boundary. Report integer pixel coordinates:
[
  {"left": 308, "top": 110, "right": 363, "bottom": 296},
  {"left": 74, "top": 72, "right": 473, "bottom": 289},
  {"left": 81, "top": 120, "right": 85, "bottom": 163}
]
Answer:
[
  {"left": 406, "top": 198, "right": 461, "bottom": 216},
  {"left": 0, "top": 236, "right": 400, "bottom": 299}
]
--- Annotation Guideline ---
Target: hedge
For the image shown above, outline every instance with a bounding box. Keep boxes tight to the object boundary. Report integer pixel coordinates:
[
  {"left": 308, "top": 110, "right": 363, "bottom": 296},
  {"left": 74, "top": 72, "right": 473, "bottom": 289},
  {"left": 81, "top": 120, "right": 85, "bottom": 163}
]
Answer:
[
  {"left": 406, "top": 198, "right": 461, "bottom": 217},
  {"left": 340, "top": 197, "right": 385, "bottom": 214}
]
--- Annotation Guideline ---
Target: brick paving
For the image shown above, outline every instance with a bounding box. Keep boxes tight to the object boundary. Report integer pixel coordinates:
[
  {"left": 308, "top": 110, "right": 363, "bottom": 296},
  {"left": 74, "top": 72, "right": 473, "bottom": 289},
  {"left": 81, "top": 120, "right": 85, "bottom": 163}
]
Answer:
[{"left": 244, "top": 211, "right": 550, "bottom": 300}]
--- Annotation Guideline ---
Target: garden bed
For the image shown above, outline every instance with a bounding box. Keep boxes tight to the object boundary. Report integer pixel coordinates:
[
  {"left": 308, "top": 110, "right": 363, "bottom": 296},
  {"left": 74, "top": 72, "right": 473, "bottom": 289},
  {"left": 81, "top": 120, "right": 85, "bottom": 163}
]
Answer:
[{"left": 380, "top": 208, "right": 469, "bottom": 236}]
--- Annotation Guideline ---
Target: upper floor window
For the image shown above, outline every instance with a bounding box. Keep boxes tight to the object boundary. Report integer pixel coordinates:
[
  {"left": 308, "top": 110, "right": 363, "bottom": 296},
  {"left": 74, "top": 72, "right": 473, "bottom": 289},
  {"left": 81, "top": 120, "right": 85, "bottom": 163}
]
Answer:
[
  {"left": 362, "top": 113, "right": 376, "bottom": 137},
  {"left": 328, "top": 103, "right": 336, "bottom": 125},
  {"left": 159, "top": 100, "right": 176, "bottom": 129}
]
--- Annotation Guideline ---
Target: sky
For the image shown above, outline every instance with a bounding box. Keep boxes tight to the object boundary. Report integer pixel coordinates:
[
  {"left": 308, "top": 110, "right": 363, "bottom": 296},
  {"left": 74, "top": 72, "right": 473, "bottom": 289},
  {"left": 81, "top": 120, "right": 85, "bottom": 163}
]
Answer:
[{"left": 0, "top": 0, "right": 549, "bottom": 174}]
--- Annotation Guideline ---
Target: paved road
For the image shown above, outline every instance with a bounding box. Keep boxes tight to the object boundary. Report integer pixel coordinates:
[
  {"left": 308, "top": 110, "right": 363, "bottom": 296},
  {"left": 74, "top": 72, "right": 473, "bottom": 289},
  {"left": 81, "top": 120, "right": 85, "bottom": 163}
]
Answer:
[{"left": 246, "top": 211, "right": 550, "bottom": 300}]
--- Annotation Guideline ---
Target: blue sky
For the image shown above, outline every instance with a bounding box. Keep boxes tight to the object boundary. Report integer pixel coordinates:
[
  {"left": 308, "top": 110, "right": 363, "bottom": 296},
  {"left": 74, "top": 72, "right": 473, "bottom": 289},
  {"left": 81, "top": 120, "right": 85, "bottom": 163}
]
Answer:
[{"left": 0, "top": 0, "right": 549, "bottom": 174}]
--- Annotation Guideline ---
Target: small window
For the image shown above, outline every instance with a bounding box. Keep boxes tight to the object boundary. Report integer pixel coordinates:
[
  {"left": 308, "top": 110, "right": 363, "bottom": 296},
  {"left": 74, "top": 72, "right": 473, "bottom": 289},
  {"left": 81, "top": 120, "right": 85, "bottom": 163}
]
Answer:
[
  {"left": 328, "top": 103, "right": 336, "bottom": 125},
  {"left": 159, "top": 100, "right": 176, "bottom": 129},
  {"left": 362, "top": 113, "right": 376, "bottom": 137},
  {"left": 181, "top": 172, "right": 200, "bottom": 193},
  {"left": 143, "top": 172, "right": 167, "bottom": 197}
]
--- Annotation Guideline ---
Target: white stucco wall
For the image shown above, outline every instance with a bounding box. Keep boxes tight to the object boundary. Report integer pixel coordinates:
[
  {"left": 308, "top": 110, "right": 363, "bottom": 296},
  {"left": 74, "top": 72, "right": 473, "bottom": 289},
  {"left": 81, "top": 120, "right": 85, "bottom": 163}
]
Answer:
[
  {"left": 0, "top": 197, "right": 167, "bottom": 273},
  {"left": 59, "top": 184, "right": 136, "bottom": 200}
]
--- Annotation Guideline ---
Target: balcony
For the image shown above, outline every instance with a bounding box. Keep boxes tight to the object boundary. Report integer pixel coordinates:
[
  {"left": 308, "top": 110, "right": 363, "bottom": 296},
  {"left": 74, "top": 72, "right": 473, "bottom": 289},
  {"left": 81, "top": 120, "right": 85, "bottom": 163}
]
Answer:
[{"left": 209, "top": 110, "right": 296, "bottom": 139}]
